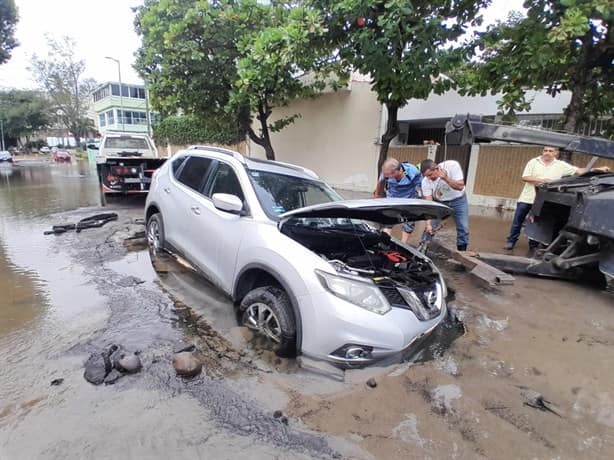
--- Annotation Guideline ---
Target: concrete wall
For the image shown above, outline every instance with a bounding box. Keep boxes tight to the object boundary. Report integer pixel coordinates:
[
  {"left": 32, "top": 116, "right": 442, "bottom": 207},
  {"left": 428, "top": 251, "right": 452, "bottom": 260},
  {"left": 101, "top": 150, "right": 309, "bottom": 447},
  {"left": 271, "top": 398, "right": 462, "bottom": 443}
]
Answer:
[{"left": 248, "top": 81, "right": 382, "bottom": 192}]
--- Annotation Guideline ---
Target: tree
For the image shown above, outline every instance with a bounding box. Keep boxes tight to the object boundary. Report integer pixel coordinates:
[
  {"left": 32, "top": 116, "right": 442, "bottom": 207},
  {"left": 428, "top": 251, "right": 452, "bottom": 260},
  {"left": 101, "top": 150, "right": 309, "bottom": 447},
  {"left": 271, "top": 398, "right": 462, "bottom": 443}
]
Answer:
[
  {"left": 230, "top": 6, "right": 347, "bottom": 159},
  {"left": 0, "top": 0, "right": 18, "bottom": 65},
  {"left": 459, "top": 0, "right": 613, "bottom": 133},
  {"left": 312, "top": 0, "right": 488, "bottom": 172},
  {"left": 135, "top": 0, "right": 343, "bottom": 159},
  {"left": 30, "top": 36, "right": 96, "bottom": 145},
  {"left": 0, "top": 90, "right": 52, "bottom": 147}
]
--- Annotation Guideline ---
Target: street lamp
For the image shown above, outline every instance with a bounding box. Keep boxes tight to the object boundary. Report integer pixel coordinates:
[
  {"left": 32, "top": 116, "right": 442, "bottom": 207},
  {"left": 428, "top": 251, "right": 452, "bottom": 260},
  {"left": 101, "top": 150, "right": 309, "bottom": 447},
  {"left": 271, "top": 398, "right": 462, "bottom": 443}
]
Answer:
[{"left": 105, "top": 56, "right": 125, "bottom": 132}]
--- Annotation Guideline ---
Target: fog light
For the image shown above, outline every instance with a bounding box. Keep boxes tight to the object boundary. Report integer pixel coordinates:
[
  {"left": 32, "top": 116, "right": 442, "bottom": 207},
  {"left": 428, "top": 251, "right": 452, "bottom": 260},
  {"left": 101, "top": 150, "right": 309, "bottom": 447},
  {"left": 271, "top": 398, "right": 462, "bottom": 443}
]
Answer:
[{"left": 331, "top": 344, "right": 373, "bottom": 361}]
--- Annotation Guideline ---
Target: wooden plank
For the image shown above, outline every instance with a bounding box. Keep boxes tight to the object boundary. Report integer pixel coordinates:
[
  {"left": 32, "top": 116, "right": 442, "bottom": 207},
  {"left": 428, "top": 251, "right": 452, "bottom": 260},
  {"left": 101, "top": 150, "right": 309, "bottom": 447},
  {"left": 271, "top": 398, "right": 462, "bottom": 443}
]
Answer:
[
  {"left": 429, "top": 240, "right": 515, "bottom": 286},
  {"left": 476, "top": 252, "right": 536, "bottom": 275}
]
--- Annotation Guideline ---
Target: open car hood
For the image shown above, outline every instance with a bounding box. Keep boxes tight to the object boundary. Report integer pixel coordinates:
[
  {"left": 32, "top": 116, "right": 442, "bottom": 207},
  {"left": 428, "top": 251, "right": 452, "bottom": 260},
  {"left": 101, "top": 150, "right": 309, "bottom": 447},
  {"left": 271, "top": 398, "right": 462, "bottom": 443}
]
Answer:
[{"left": 278, "top": 198, "right": 452, "bottom": 226}]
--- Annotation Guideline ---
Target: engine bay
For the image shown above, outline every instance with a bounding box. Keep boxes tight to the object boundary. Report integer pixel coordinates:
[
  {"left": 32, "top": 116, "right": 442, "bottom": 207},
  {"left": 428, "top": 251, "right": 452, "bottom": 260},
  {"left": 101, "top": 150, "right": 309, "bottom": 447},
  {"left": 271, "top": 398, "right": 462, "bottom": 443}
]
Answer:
[{"left": 281, "top": 218, "right": 443, "bottom": 319}]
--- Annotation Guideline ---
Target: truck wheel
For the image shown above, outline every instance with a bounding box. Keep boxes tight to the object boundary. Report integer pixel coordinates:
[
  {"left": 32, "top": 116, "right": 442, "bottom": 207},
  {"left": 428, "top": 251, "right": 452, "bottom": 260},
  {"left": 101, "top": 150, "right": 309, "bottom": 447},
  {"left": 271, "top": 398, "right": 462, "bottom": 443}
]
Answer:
[
  {"left": 240, "top": 286, "right": 296, "bottom": 357},
  {"left": 146, "top": 213, "right": 165, "bottom": 256}
]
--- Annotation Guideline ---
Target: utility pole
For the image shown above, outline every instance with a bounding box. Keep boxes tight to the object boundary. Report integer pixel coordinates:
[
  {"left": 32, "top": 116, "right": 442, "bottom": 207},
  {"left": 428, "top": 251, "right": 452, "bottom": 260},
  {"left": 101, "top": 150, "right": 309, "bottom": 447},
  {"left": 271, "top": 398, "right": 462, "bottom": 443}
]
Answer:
[
  {"left": 145, "top": 85, "right": 152, "bottom": 137},
  {"left": 0, "top": 119, "right": 5, "bottom": 151},
  {"left": 105, "top": 56, "right": 125, "bottom": 132}
]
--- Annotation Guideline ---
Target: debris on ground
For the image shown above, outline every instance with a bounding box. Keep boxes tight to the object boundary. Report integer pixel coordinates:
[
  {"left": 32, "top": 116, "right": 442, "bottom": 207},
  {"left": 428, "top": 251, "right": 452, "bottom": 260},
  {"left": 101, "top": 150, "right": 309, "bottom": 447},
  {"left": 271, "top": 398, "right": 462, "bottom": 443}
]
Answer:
[
  {"left": 83, "top": 344, "right": 143, "bottom": 385},
  {"left": 172, "top": 351, "right": 202, "bottom": 377},
  {"left": 50, "top": 378, "right": 64, "bottom": 386},
  {"left": 45, "top": 213, "right": 119, "bottom": 235},
  {"left": 366, "top": 378, "right": 378, "bottom": 388},
  {"left": 519, "top": 387, "right": 561, "bottom": 417}
]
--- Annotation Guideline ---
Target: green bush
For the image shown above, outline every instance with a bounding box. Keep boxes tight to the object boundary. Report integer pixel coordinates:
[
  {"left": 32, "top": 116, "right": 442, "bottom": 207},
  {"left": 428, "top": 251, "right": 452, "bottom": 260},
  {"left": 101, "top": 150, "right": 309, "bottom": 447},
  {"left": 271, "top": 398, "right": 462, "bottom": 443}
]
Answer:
[{"left": 153, "top": 115, "right": 244, "bottom": 146}]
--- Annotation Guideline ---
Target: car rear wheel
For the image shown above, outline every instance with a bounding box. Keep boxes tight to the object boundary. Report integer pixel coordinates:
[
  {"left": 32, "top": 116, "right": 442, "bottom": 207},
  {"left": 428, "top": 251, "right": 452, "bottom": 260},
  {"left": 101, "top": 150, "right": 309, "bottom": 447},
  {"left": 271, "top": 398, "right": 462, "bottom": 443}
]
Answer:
[
  {"left": 146, "top": 213, "right": 165, "bottom": 256},
  {"left": 240, "top": 286, "right": 296, "bottom": 357}
]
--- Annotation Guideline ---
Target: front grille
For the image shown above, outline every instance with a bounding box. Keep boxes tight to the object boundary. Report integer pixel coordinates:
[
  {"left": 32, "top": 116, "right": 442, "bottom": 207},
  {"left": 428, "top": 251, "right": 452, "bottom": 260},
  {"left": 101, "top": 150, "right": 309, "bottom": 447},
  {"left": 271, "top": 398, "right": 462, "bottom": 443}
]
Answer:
[
  {"left": 377, "top": 281, "right": 441, "bottom": 321},
  {"left": 379, "top": 286, "right": 408, "bottom": 307}
]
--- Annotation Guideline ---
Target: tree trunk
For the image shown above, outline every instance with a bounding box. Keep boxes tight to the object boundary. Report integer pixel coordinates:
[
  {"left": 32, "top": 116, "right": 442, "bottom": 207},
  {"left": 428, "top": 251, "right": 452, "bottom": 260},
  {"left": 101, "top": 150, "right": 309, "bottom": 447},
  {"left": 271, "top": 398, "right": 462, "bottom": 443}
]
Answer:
[
  {"left": 256, "top": 101, "right": 275, "bottom": 161},
  {"left": 246, "top": 101, "right": 276, "bottom": 161},
  {"left": 377, "top": 103, "right": 399, "bottom": 175}
]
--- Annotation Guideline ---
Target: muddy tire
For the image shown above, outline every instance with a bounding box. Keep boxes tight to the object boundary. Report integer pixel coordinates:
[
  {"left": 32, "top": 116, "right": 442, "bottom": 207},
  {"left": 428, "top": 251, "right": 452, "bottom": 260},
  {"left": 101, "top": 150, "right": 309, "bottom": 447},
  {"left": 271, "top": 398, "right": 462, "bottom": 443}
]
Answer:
[
  {"left": 240, "top": 286, "right": 296, "bottom": 357},
  {"left": 146, "top": 213, "right": 165, "bottom": 256}
]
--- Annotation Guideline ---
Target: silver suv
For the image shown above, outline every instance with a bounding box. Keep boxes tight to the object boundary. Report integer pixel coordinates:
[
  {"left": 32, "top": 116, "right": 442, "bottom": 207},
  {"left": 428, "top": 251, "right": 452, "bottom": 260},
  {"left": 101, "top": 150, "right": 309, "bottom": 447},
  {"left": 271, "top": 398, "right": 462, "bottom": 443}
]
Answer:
[{"left": 145, "top": 147, "right": 452, "bottom": 365}]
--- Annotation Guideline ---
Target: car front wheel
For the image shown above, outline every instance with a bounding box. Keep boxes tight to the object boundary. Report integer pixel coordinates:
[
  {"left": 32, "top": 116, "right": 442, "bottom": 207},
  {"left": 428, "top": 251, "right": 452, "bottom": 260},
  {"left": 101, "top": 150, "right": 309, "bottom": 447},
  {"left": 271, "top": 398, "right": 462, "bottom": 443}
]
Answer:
[
  {"left": 240, "top": 286, "right": 296, "bottom": 357},
  {"left": 146, "top": 213, "right": 165, "bottom": 256}
]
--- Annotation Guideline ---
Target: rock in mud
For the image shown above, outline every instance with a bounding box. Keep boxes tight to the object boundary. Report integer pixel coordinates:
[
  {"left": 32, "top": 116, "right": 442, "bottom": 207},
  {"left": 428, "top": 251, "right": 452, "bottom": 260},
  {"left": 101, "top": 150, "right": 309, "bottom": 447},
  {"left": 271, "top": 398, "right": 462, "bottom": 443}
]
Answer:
[
  {"left": 273, "top": 410, "right": 283, "bottom": 419},
  {"left": 366, "top": 378, "right": 378, "bottom": 388},
  {"left": 84, "top": 352, "right": 111, "bottom": 385},
  {"left": 172, "top": 352, "right": 202, "bottom": 377},
  {"left": 173, "top": 341, "right": 196, "bottom": 354},
  {"left": 104, "top": 369, "right": 123, "bottom": 385},
  {"left": 118, "top": 353, "right": 142, "bottom": 374},
  {"left": 50, "top": 378, "right": 64, "bottom": 386}
]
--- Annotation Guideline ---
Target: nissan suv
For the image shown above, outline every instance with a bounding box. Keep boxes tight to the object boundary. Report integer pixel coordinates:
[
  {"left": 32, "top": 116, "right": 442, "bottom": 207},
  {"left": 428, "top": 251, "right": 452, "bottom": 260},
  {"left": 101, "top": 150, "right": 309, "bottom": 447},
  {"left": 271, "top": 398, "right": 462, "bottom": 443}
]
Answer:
[{"left": 145, "top": 146, "right": 452, "bottom": 366}]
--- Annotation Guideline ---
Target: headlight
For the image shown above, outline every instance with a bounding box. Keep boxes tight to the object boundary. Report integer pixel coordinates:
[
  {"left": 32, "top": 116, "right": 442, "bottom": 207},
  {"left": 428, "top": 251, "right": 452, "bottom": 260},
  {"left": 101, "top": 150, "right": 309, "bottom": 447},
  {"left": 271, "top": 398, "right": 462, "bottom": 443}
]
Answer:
[{"left": 315, "top": 269, "right": 391, "bottom": 315}]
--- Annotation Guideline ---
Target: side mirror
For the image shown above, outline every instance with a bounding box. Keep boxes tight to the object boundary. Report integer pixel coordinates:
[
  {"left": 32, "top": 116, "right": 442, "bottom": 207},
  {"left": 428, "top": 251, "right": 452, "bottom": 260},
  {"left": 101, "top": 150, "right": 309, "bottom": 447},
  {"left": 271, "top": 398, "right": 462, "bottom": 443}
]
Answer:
[{"left": 212, "top": 193, "right": 244, "bottom": 215}]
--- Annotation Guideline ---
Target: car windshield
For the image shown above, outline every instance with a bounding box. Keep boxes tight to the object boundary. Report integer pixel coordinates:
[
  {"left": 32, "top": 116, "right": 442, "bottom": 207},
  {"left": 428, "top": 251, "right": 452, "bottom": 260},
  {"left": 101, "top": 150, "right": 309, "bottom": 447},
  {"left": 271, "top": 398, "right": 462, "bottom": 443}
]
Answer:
[
  {"left": 104, "top": 137, "right": 150, "bottom": 150},
  {"left": 248, "top": 169, "right": 341, "bottom": 219}
]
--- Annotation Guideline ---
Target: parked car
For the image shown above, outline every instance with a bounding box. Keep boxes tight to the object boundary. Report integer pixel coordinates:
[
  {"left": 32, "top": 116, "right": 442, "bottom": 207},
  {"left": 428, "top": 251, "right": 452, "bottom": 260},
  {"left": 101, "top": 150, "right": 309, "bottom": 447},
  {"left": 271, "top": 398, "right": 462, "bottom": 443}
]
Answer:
[
  {"left": 52, "top": 150, "right": 72, "bottom": 163},
  {"left": 0, "top": 150, "right": 12, "bottom": 163},
  {"left": 145, "top": 147, "right": 452, "bottom": 366},
  {"left": 39, "top": 146, "right": 51, "bottom": 154}
]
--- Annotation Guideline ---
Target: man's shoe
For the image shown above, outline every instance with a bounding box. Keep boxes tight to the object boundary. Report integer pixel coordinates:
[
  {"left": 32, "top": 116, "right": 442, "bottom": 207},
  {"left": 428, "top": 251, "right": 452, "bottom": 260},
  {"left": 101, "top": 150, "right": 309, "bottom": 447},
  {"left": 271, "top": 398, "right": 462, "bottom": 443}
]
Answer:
[
  {"left": 457, "top": 245, "right": 467, "bottom": 251},
  {"left": 503, "top": 242, "right": 514, "bottom": 250}
]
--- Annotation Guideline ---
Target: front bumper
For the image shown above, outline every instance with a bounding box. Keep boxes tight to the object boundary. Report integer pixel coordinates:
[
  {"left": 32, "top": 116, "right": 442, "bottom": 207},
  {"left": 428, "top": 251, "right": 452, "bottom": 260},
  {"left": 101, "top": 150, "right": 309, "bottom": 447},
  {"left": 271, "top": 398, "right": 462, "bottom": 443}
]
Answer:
[{"left": 299, "top": 289, "right": 447, "bottom": 366}]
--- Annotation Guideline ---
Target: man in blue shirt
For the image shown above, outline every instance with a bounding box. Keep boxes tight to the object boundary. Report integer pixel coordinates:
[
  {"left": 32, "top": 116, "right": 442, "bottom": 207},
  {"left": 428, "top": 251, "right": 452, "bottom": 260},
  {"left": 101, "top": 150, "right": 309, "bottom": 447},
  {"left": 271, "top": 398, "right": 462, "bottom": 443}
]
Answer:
[{"left": 374, "top": 158, "right": 422, "bottom": 243}]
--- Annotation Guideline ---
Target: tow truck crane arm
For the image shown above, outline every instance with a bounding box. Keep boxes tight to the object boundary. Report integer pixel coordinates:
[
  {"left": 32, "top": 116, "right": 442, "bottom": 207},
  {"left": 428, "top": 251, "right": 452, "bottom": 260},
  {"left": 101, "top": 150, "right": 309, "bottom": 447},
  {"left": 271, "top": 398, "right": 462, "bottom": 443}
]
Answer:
[{"left": 444, "top": 114, "right": 614, "bottom": 291}]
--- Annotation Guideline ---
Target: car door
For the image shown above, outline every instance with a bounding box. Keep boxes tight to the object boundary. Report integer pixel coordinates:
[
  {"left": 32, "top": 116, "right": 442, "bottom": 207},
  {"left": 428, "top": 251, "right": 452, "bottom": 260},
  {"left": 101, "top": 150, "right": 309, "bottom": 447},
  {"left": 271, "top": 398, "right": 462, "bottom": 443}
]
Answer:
[
  {"left": 192, "top": 160, "right": 251, "bottom": 293},
  {"left": 158, "top": 155, "right": 189, "bottom": 245},
  {"left": 165, "top": 156, "right": 214, "bottom": 259}
]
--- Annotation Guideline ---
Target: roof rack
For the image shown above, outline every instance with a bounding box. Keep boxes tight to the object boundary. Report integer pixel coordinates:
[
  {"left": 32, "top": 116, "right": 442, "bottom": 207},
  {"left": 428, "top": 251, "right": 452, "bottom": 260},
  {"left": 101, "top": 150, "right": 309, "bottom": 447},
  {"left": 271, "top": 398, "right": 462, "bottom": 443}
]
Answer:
[
  {"left": 188, "top": 145, "right": 246, "bottom": 163},
  {"left": 246, "top": 157, "right": 319, "bottom": 179}
]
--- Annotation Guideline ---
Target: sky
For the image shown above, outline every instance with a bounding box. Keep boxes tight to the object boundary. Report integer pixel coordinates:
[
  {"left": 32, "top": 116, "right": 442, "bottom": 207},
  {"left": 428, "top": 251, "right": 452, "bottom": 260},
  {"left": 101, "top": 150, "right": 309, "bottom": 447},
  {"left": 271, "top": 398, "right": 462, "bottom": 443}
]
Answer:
[{"left": 0, "top": 0, "right": 526, "bottom": 91}]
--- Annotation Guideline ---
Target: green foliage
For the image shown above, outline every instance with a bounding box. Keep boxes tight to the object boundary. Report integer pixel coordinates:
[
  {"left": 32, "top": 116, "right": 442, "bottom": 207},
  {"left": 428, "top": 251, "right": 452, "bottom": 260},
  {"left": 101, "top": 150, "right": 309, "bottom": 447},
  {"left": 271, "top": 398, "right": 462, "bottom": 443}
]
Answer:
[
  {"left": 312, "top": 0, "right": 487, "bottom": 107},
  {"left": 0, "top": 90, "right": 52, "bottom": 146},
  {"left": 230, "top": 6, "right": 348, "bottom": 136},
  {"left": 135, "top": 0, "right": 345, "bottom": 159},
  {"left": 0, "top": 0, "right": 18, "bottom": 64},
  {"left": 153, "top": 115, "right": 244, "bottom": 145},
  {"left": 311, "top": 0, "right": 488, "bottom": 168},
  {"left": 459, "top": 0, "right": 613, "bottom": 131},
  {"left": 29, "top": 36, "right": 97, "bottom": 143}
]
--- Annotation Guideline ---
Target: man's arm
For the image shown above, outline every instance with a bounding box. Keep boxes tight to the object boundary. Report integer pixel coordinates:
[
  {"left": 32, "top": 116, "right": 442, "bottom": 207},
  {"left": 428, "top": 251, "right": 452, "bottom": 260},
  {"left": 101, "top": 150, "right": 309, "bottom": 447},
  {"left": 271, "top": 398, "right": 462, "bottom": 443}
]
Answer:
[
  {"left": 438, "top": 168, "right": 465, "bottom": 190},
  {"left": 374, "top": 179, "right": 386, "bottom": 198},
  {"left": 522, "top": 175, "right": 552, "bottom": 185},
  {"left": 423, "top": 194, "right": 435, "bottom": 233},
  {"left": 575, "top": 166, "right": 610, "bottom": 175}
]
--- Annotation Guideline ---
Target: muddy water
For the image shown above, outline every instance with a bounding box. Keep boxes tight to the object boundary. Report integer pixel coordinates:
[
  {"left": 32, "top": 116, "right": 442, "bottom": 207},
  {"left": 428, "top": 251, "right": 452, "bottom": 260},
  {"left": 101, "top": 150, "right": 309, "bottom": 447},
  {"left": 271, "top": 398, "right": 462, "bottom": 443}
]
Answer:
[{"left": 0, "top": 163, "right": 342, "bottom": 459}]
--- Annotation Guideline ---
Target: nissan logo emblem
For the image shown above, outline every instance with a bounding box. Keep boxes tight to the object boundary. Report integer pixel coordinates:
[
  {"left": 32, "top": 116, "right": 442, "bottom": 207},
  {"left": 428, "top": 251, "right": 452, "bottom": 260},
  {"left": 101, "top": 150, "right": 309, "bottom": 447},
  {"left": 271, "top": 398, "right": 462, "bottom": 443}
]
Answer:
[{"left": 426, "top": 290, "right": 437, "bottom": 307}]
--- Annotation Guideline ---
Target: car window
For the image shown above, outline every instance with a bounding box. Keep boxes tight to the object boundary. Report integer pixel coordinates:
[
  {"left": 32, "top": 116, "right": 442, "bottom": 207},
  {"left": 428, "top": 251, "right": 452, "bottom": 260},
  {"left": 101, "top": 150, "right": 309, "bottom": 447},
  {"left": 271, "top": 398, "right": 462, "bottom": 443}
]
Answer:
[
  {"left": 171, "top": 156, "right": 187, "bottom": 177},
  {"left": 248, "top": 170, "right": 340, "bottom": 218},
  {"left": 207, "top": 163, "right": 244, "bottom": 200},
  {"left": 176, "top": 157, "right": 213, "bottom": 192}
]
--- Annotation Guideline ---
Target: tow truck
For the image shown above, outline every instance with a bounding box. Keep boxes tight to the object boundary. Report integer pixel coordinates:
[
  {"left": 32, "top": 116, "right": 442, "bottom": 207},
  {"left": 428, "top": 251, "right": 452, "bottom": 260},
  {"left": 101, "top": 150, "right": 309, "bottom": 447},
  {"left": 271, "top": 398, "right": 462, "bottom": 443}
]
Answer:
[
  {"left": 96, "top": 132, "right": 166, "bottom": 205},
  {"left": 445, "top": 114, "right": 614, "bottom": 291}
]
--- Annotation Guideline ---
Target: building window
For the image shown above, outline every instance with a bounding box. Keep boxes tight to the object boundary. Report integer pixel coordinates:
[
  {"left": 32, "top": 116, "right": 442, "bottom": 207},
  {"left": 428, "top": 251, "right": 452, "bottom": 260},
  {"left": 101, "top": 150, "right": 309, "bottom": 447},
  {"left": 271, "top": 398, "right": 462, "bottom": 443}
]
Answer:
[
  {"left": 98, "top": 114, "right": 106, "bottom": 127},
  {"left": 106, "top": 109, "right": 114, "bottom": 126},
  {"left": 111, "top": 84, "right": 120, "bottom": 96}
]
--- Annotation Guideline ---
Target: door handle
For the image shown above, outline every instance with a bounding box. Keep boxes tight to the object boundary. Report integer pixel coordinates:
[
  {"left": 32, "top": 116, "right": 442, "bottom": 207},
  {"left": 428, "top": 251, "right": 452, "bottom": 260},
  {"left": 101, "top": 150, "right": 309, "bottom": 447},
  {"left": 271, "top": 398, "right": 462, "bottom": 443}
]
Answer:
[
  {"left": 163, "top": 187, "right": 171, "bottom": 194},
  {"left": 190, "top": 206, "right": 201, "bottom": 215}
]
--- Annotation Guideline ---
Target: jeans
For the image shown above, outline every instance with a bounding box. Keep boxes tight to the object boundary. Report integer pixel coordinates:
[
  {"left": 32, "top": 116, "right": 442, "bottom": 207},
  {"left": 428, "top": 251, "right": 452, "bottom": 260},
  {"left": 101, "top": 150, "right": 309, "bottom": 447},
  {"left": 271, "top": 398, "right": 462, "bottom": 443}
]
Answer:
[
  {"left": 507, "top": 202, "right": 539, "bottom": 248},
  {"left": 433, "top": 194, "right": 470, "bottom": 250}
]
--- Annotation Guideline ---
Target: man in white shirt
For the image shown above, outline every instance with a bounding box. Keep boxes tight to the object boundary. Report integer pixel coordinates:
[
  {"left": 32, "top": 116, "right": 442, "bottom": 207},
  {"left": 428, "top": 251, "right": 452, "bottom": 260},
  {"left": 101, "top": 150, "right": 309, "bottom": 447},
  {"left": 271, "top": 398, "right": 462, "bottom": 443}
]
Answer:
[
  {"left": 504, "top": 146, "right": 609, "bottom": 251},
  {"left": 420, "top": 159, "right": 469, "bottom": 251}
]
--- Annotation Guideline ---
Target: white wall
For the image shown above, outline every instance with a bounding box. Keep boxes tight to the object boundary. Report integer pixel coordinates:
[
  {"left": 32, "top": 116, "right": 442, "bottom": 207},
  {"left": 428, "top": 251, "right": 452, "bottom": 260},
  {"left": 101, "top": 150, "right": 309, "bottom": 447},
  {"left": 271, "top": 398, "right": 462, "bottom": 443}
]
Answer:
[
  {"left": 248, "top": 81, "right": 383, "bottom": 192},
  {"left": 396, "top": 89, "right": 572, "bottom": 121}
]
